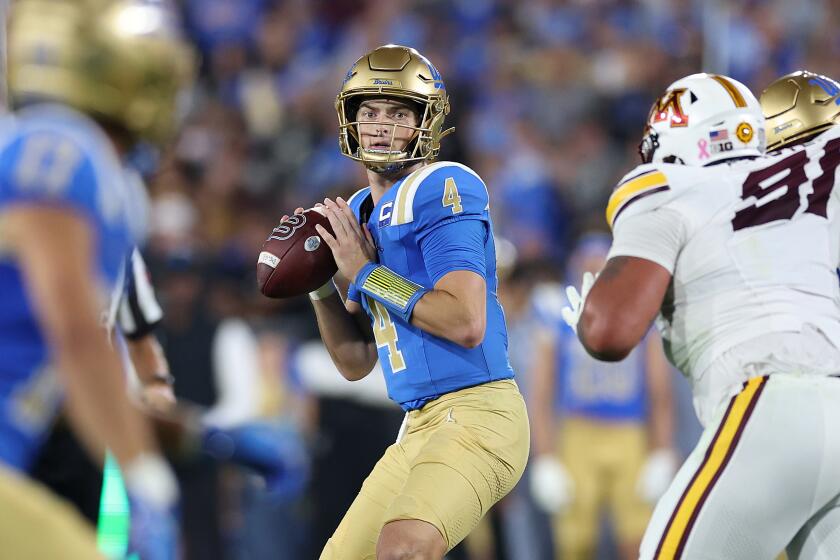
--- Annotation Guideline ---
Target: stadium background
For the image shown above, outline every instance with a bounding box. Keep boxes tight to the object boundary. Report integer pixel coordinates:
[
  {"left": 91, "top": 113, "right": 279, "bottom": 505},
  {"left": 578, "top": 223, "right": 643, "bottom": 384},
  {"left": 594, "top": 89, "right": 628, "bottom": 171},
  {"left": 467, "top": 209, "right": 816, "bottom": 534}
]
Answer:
[{"left": 82, "top": 1, "right": 840, "bottom": 559}]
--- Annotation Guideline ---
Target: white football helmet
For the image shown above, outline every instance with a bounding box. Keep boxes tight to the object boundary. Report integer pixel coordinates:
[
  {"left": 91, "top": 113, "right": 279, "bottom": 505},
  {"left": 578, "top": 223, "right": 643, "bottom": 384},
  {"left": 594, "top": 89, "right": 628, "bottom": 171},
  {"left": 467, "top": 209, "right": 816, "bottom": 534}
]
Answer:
[{"left": 639, "top": 73, "right": 765, "bottom": 167}]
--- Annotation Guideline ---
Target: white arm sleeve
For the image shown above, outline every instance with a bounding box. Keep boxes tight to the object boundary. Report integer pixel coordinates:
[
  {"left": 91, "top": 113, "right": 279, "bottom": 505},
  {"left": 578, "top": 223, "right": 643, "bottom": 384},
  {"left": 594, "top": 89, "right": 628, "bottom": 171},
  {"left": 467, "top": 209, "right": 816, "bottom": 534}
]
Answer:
[
  {"left": 203, "top": 318, "right": 261, "bottom": 428},
  {"left": 607, "top": 208, "right": 685, "bottom": 274}
]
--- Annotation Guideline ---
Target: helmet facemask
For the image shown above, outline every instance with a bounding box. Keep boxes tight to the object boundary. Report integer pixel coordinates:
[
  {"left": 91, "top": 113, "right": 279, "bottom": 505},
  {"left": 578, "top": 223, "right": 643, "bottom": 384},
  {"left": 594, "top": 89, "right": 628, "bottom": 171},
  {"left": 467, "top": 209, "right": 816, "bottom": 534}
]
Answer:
[
  {"left": 338, "top": 92, "right": 451, "bottom": 174},
  {"left": 638, "top": 126, "right": 659, "bottom": 164}
]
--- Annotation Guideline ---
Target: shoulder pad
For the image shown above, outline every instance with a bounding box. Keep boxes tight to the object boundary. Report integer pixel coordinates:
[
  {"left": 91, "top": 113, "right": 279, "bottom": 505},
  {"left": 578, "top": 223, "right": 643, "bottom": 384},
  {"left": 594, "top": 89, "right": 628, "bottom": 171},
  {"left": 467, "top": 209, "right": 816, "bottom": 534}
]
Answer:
[
  {"left": 607, "top": 164, "right": 679, "bottom": 229},
  {"left": 0, "top": 126, "right": 107, "bottom": 214},
  {"left": 346, "top": 186, "right": 371, "bottom": 220},
  {"left": 389, "top": 162, "right": 489, "bottom": 230}
]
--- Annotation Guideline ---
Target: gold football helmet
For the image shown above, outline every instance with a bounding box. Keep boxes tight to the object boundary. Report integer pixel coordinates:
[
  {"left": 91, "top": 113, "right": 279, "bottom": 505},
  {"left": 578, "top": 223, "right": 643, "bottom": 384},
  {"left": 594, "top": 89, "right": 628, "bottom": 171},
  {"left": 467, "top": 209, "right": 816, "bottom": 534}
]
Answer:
[
  {"left": 336, "top": 44, "right": 453, "bottom": 173},
  {"left": 760, "top": 70, "right": 840, "bottom": 151},
  {"left": 8, "top": 0, "right": 195, "bottom": 145}
]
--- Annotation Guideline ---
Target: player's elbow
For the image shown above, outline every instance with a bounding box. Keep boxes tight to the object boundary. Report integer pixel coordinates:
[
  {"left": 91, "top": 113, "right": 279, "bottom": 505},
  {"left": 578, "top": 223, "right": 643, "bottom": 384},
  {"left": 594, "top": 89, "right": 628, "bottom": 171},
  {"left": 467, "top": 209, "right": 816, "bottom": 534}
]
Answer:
[
  {"left": 337, "top": 364, "right": 371, "bottom": 382},
  {"left": 333, "top": 346, "right": 377, "bottom": 381},
  {"left": 334, "top": 356, "right": 375, "bottom": 381},
  {"left": 452, "top": 314, "right": 485, "bottom": 349},
  {"left": 578, "top": 307, "right": 634, "bottom": 361}
]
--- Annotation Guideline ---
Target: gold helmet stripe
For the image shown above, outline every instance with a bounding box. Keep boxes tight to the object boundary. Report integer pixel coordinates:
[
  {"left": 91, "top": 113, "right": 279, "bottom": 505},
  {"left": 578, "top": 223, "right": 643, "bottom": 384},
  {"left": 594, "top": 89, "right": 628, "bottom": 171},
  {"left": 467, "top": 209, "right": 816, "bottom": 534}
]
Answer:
[{"left": 710, "top": 75, "right": 747, "bottom": 108}]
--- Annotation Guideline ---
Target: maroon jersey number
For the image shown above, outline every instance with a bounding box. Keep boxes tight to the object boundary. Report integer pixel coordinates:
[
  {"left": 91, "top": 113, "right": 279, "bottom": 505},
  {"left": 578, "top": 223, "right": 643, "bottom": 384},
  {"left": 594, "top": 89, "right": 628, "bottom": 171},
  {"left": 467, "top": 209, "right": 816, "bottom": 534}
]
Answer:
[{"left": 732, "top": 138, "right": 840, "bottom": 231}]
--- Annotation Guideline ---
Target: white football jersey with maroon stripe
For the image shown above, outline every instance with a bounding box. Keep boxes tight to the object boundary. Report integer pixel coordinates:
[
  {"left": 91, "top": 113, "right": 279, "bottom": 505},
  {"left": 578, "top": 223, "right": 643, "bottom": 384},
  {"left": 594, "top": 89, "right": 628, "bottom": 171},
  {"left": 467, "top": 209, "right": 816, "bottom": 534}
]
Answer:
[{"left": 607, "top": 125, "right": 840, "bottom": 425}]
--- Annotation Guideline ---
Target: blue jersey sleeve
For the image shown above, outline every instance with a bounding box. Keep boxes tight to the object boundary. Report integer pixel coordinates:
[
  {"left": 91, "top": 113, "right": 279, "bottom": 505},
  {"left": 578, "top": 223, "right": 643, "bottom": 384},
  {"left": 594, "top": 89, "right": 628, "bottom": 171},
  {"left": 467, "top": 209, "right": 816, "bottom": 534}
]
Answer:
[
  {"left": 406, "top": 163, "right": 490, "bottom": 237},
  {"left": 0, "top": 129, "right": 108, "bottom": 224},
  {"left": 420, "top": 218, "right": 487, "bottom": 285}
]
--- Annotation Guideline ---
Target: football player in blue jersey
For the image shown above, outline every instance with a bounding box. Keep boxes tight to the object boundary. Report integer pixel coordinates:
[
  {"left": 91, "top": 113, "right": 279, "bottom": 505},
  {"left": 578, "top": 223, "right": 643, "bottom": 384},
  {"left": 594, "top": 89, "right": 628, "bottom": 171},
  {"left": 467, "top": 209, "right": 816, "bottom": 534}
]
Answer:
[
  {"left": 0, "top": 1, "right": 192, "bottom": 558},
  {"left": 300, "top": 44, "right": 530, "bottom": 560},
  {"left": 529, "top": 234, "right": 677, "bottom": 560}
]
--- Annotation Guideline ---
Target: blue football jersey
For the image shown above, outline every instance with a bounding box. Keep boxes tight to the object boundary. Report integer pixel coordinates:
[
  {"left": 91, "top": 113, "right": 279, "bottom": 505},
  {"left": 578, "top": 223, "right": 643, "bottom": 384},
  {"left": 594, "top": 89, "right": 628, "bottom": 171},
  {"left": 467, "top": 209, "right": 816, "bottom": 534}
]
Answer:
[
  {"left": 348, "top": 161, "right": 514, "bottom": 410},
  {"left": 555, "top": 322, "right": 648, "bottom": 422},
  {"left": 0, "top": 104, "right": 138, "bottom": 470}
]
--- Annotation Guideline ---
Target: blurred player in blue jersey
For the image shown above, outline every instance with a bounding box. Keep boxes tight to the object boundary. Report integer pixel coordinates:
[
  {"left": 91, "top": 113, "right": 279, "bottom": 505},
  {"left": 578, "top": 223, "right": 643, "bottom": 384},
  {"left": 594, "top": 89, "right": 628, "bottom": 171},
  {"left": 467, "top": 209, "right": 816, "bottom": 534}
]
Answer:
[
  {"left": 301, "top": 44, "right": 530, "bottom": 559},
  {"left": 529, "top": 234, "right": 677, "bottom": 560},
  {"left": 0, "top": 1, "right": 193, "bottom": 557}
]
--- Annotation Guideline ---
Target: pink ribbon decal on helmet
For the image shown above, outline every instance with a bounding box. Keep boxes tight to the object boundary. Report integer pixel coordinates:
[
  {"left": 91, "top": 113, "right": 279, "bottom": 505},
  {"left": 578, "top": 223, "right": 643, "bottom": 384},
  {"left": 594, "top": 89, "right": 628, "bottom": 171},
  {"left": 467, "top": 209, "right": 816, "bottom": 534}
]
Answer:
[{"left": 697, "top": 138, "right": 710, "bottom": 159}]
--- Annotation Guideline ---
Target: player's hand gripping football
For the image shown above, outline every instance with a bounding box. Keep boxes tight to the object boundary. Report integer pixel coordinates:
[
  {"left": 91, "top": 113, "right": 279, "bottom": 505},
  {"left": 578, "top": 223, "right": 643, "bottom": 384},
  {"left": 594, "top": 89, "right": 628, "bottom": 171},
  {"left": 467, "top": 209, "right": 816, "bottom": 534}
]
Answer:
[
  {"left": 316, "top": 197, "right": 377, "bottom": 282},
  {"left": 561, "top": 272, "right": 596, "bottom": 334}
]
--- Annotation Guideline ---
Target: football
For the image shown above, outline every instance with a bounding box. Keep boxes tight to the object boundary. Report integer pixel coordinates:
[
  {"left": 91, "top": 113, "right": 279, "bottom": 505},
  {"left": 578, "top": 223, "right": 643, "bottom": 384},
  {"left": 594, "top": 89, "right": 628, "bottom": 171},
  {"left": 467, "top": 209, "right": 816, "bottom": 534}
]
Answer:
[{"left": 257, "top": 208, "right": 337, "bottom": 298}]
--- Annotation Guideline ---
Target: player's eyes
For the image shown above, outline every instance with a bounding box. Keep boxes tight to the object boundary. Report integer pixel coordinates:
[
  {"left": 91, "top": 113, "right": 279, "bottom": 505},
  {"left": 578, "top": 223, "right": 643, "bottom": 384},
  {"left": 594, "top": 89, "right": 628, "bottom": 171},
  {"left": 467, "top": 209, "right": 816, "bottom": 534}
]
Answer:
[{"left": 395, "top": 112, "right": 407, "bottom": 119}]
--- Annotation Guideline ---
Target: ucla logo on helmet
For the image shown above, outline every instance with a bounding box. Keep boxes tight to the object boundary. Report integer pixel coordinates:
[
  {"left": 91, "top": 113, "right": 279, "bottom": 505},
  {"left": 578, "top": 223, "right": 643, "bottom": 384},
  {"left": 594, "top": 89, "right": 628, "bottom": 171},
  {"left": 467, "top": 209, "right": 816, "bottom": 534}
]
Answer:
[
  {"left": 808, "top": 76, "right": 840, "bottom": 102},
  {"left": 424, "top": 62, "right": 445, "bottom": 90},
  {"left": 371, "top": 78, "right": 400, "bottom": 86}
]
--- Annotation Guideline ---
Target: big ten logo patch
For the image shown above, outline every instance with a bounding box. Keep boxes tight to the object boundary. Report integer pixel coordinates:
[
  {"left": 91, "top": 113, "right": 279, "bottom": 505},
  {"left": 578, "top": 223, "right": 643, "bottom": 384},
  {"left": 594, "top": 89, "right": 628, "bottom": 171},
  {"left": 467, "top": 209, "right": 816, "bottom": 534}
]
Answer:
[{"left": 709, "top": 127, "right": 734, "bottom": 155}]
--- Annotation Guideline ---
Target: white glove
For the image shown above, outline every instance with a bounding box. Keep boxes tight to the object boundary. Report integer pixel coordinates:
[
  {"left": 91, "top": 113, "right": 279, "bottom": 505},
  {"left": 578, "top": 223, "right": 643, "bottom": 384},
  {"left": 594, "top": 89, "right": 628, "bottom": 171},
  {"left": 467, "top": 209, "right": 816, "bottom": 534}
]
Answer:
[
  {"left": 529, "top": 455, "right": 575, "bottom": 514},
  {"left": 561, "top": 272, "right": 596, "bottom": 334},
  {"left": 636, "top": 448, "right": 679, "bottom": 504}
]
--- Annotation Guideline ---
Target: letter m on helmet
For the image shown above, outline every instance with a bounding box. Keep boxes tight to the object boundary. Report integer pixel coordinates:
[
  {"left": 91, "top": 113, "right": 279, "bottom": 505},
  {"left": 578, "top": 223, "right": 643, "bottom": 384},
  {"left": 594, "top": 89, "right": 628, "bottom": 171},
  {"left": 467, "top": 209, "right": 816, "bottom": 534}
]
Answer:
[{"left": 649, "top": 88, "right": 689, "bottom": 128}]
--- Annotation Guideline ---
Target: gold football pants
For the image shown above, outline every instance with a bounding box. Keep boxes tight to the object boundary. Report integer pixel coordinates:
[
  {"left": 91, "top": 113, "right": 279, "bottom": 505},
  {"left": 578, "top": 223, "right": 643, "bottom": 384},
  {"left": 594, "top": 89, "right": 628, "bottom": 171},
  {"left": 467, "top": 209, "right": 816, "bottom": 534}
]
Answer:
[
  {"left": 320, "top": 379, "right": 530, "bottom": 559},
  {"left": 555, "top": 417, "right": 652, "bottom": 560},
  {"left": 0, "top": 463, "right": 102, "bottom": 559}
]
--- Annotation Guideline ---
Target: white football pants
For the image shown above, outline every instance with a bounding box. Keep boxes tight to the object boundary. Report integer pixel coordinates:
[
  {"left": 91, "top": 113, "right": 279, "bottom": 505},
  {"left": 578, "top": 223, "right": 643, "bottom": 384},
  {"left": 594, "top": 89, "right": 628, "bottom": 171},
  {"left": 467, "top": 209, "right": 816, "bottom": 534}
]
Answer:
[{"left": 640, "top": 374, "right": 840, "bottom": 560}]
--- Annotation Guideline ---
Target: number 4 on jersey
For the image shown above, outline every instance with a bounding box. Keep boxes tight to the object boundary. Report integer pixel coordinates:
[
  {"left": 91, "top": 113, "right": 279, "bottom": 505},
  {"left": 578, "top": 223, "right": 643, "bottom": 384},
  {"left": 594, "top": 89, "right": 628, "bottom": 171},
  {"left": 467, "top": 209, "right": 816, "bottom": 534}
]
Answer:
[
  {"left": 442, "top": 177, "right": 463, "bottom": 214},
  {"left": 370, "top": 299, "right": 406, "bottom": 373}
]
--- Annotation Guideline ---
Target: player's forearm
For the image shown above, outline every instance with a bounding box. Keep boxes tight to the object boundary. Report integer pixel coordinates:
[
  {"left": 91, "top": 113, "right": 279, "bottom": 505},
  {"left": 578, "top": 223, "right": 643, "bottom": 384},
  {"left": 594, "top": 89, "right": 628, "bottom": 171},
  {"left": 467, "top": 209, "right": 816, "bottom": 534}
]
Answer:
[
  {"left": 9, "top": 207, "right": 159, "bottom": 468},
  {"left": 578, "top": 257, "right": 670, "bottom": 360},
  {"left": 127, "top": 334, "right": 170, "bottom": 385},
  {"left": 55, "top": 323, "right": 159, "bottom": 467},
  {"left": 411, "top": 289, "right": 486, "bottom": 348},
  {"left": 529, "top": 332, "right": 558, "bottom": 456},
  {"left": 312, "top": 293, "right": 376, "bottom": 380},
  {"left": 530, "top": 394, "right": 556, "bottom": 457}
]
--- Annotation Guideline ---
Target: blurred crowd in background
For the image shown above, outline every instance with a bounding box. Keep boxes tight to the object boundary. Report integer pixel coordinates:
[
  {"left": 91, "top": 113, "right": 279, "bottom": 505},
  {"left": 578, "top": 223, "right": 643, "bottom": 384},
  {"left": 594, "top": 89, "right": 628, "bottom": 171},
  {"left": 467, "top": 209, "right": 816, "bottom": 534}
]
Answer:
[{"left": 136, "top": 0, "right": 840, "bottom": 558}]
